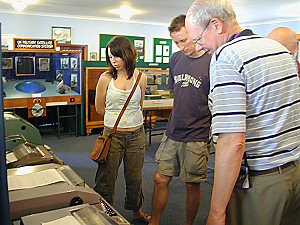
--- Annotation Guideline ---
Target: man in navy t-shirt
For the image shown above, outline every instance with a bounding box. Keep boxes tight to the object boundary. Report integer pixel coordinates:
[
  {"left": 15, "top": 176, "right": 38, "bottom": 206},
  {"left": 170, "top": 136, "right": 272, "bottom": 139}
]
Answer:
[{"left": 149, "top": 14, "right": 211, "bottom": 225}]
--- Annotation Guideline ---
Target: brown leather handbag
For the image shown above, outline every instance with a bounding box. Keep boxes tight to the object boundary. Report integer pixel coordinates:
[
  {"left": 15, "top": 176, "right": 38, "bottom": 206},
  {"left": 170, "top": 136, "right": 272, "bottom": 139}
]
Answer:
[{"left": 89, "top": 72, "right": 142, "bottom": 163}]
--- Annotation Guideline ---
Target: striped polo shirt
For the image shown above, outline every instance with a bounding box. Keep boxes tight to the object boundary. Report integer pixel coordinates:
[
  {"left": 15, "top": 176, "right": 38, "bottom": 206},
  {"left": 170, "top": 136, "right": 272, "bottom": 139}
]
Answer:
[{"left": 209, "top": 31, "right": 300, "bottom": 170}]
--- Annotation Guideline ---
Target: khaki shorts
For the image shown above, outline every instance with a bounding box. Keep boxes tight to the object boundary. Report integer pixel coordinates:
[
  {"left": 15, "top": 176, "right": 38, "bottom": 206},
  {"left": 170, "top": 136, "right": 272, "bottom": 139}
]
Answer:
[{"left": 155, "top": 134, "right": 210, "bottom": 183}]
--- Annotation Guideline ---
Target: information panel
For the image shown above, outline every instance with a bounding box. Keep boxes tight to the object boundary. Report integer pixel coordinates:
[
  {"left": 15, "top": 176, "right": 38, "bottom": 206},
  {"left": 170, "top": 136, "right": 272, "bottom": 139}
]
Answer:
[
  {"left": 153, "top": 38, "right": 172, "bottom": 64},
  {"left": 14, "top": 38, "right": 56, "bottom": 50}
]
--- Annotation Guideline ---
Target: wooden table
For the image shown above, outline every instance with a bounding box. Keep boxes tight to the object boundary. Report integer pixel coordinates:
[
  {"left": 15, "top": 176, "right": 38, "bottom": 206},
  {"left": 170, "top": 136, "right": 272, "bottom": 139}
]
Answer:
[{"left": 143, "top": 99, "right": 173, "bottom": 145}]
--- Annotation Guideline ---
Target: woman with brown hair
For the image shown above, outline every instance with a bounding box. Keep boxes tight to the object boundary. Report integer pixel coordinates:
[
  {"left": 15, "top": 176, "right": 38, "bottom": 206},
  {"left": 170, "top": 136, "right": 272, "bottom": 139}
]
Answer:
[{"left": 94, "top": 36, "right": 150, "bottom": 223}]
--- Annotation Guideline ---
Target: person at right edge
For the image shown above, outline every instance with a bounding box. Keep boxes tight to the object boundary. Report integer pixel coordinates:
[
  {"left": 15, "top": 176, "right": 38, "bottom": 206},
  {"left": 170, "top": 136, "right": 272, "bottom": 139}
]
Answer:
[
  {"left": 185, "top": 1, "right": 300, "bottom": 225},
  {"left": 149, "top": 14, "right": 211, "bottom": 225},
  {"left": 267, "top": 27, "right": 300, "bottom": 78}
]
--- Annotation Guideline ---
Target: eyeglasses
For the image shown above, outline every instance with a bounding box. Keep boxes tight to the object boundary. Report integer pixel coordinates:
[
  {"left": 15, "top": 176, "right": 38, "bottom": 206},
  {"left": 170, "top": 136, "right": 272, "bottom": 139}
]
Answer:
[{"left": 193, "top": 21, "right": 210, "bottom": 45}]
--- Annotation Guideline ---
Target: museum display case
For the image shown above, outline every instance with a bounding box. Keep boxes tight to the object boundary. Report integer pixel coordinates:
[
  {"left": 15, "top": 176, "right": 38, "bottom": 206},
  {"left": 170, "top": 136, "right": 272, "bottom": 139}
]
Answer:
[
  {"left": 2, "top": 49, "right": 82, "bottom": 118},
  {"left": 84, "top": 62, "right": 171, "bottom": 134},
  {"left": 1, "top": 39, "right": 84, "bottom": 137}
]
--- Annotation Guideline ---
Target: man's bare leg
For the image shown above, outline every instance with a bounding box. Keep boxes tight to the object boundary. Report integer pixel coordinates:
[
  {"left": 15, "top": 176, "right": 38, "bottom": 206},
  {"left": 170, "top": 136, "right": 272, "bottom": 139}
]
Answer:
[
  {"left": 149, "top": 173, "right": 172, "bottom": 225},
  {"left": 185, "top": 182, "right": 201, "bottom": 225}
]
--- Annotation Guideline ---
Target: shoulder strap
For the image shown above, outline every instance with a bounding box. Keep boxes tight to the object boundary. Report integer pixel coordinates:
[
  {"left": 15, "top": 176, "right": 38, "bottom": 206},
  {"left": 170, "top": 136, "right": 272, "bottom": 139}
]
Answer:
[{"left": 109, "top": 71, "right": 142, "bottom": 137}]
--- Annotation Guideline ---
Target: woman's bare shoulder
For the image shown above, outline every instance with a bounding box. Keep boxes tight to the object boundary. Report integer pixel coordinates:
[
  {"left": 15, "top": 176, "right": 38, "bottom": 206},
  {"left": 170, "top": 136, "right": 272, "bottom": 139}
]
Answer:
[
  {"left": 101, "top": 71, "right": 113, "bottom": 78},
  {"left": 137, "top": 70, "right": 147, "bottom": 82},
  {"left": 140, "top": 71, "right": 147, "bottom": 80},
  {"left": 134, "top": 69, "right": 146, "bottom": 78},
  {"left": 96, "top": 71, "right": 112, "bottom": 89},
  {"left": 99, "top": 71, "right": 113, "bottom": 82}
]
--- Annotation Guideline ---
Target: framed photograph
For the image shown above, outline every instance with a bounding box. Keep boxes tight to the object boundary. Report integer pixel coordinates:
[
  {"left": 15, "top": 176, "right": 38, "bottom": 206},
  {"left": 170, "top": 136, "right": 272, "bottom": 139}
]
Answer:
[
  {"left": 2, "top": 58, "right": 13, "bottom": 69},
  {"left": 70, "top": 58, "right": 78, "bottom": 70},
  {"left": 15, "top": 56, "right": 35, "bottom": 76},
  {"left": 51, "top": 26, "right": 72, "bottom": 44},
  {"left": 163, "top": 45, "right": 170, "bottom": 56},
  {"left": 71, "top": 73, "right": 78, "bottom": 87},
  {"left": 90, "top": 52, "right": 98, "bottom": 61},
  {"left": 56, "top": 70, "right": 63, "bottom": 81},
  {"left": 134, "top": 39, "right": 144, "bottom": 56},
  {"left": 39, "top": 58, "right": 50, "bottom": 71},
  {"left": 60, "top": 58, "right": 69, "bottom": 69}
]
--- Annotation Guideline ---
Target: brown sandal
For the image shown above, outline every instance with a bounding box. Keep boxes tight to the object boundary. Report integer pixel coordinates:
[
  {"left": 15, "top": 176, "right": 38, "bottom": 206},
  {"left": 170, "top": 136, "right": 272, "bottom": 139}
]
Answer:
[{"left": 132, "top": 212, "right": 151, "bottom": 223}]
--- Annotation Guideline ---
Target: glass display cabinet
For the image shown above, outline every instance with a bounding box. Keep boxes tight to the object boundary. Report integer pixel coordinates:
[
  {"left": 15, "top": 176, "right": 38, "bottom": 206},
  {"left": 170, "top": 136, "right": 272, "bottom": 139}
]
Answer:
[
  {"left": 2, "top": 50, "right": 82, "bottom": 118},
  {"left": 84, "top": 62, "right": 172, "bottom": 135}
]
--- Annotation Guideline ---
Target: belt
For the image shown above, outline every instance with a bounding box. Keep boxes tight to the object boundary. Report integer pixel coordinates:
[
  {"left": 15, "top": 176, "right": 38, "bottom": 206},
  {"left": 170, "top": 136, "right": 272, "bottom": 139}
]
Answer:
[{"left": 249, "top": 161, "right": 296, "bottom": 176}]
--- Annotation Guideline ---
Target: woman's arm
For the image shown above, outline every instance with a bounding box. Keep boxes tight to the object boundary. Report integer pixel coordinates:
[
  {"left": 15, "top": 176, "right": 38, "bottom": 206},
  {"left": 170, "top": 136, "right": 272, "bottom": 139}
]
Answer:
[{"left": 95, "top": 72, "right": 111, "bottom": 116}]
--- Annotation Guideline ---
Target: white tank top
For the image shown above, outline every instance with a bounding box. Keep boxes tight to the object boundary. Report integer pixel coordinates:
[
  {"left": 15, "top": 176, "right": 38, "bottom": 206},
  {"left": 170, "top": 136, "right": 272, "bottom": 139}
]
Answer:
[{"left": 104, "top": 77, "right": 144, "bottom": 128}]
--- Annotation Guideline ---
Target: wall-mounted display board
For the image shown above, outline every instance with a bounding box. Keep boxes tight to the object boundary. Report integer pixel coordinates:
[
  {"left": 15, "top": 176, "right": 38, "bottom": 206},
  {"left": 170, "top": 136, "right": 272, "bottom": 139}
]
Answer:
[
  {"left": 99, "top": 34, "right": 145, "bottom": 62},
  {"left": 153, "top": 38, "right": 172, "bottom": 64}
]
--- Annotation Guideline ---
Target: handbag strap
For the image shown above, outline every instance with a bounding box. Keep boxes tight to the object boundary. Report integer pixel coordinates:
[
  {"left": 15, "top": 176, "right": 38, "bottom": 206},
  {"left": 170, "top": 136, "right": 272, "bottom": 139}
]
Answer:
[{"left": 109, "top": 71, "right": 142, "bottom": 137}]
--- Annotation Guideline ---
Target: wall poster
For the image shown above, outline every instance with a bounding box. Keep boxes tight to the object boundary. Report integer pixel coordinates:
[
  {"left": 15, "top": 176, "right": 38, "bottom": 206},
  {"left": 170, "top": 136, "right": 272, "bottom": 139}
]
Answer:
[
  {"left": 99, "top": 34, "right": 145, "bottom": 62},
  {"left": 153, "top": 38, "right": 172, "bottom": 64}
]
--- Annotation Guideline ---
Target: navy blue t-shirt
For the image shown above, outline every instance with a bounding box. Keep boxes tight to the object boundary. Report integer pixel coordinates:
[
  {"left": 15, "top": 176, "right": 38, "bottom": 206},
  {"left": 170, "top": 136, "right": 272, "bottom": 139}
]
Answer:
[{"left": 166, "top": 51, "right": 211, "bottom": 142}]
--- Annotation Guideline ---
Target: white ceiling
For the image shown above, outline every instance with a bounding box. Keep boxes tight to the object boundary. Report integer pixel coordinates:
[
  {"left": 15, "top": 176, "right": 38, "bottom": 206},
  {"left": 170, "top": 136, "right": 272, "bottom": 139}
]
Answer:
[{"left": 1, "top": 0, "right": 300, "bottom": 25}]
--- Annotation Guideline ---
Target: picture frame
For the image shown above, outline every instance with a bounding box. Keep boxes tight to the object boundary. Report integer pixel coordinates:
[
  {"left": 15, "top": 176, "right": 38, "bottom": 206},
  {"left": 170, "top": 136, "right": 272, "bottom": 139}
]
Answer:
[
  {"left": 56, "top": 70, "right": 63, "bottom": 81},
  {"left": 39, "top": 58, "right": 50, "bottom": 71},
  {"left": 51, "top": 26, "right": 72, "bottom": 44},
  {"left": 70, "top": 57, "right": 78, "bottom": 70},
  {"left": 60, "top": 58, "right": 69, "bottom": 69},
  {"left": 15, "top": 56, "right": 35, "bottom": 76},
  {"left": 90, "top": 52, "right": 98, "bottom": 61},
  {"left": 2, "top": 58, "right": 13, "bottom": 69},
  {"left": 71, "top": 73, "right": 78, "bottom": 87}
]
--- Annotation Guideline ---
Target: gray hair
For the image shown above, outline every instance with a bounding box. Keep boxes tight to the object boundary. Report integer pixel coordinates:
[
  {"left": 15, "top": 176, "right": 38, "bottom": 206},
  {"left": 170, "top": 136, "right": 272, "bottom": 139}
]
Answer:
[{"left": 187, "top": 0, "right": 238, "bottom": 28}]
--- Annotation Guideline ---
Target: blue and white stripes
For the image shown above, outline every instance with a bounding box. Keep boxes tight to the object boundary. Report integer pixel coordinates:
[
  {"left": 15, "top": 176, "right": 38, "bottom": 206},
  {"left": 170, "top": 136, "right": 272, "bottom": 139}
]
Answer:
[{"left": 209, "top": 35, "right": 300, "bottom": 170}]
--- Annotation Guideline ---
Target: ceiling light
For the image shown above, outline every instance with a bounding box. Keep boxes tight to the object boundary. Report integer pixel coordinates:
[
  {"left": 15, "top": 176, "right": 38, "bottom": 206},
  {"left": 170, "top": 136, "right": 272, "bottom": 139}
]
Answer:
[
  {"left": 12, "top": 0, "right": 27, "bottom": 11},
  {"left": 112, "top": 5, "right": 140, "bottom": 20},
  {"left": 3, "top": 0, "right": 37, "bottom": 11}
]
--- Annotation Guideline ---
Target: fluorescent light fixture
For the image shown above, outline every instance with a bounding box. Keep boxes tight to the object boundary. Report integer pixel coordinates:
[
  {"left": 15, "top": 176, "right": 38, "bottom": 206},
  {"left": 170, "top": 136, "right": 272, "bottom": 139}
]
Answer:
[
  {"left": 3, "top": 0, "right": 37, "bottom": 11},
  {"left": 111, "top": 5, "right": 140, "bottom": 20}
]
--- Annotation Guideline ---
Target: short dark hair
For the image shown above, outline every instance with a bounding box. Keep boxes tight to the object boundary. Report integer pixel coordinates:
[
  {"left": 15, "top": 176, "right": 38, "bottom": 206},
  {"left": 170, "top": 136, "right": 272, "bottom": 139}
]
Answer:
[
  {"left": 168, "top": 14, "right": 186, "bottom": 34},
  {"left": 106, "top": 36, "right": 137, "bottom": 79}
]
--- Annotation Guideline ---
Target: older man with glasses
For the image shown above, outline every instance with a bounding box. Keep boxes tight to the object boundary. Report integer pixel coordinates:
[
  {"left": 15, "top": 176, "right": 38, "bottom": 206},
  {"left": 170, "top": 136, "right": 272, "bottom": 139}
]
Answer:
[{"left": 186, "top": 1, "right": 300, "bottom": 225}]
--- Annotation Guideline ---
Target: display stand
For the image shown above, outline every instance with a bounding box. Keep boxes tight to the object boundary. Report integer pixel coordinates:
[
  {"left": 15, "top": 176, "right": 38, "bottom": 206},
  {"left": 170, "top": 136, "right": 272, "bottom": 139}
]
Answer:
[
  {"left": 84, "top": 62, "right": 172, "bottom": 135},
  {"left": 2, "top": 40, "right": 83, "bottom": 137},
  {"left": 84, "top": 67, "right": 106, "bottom": 134}
]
